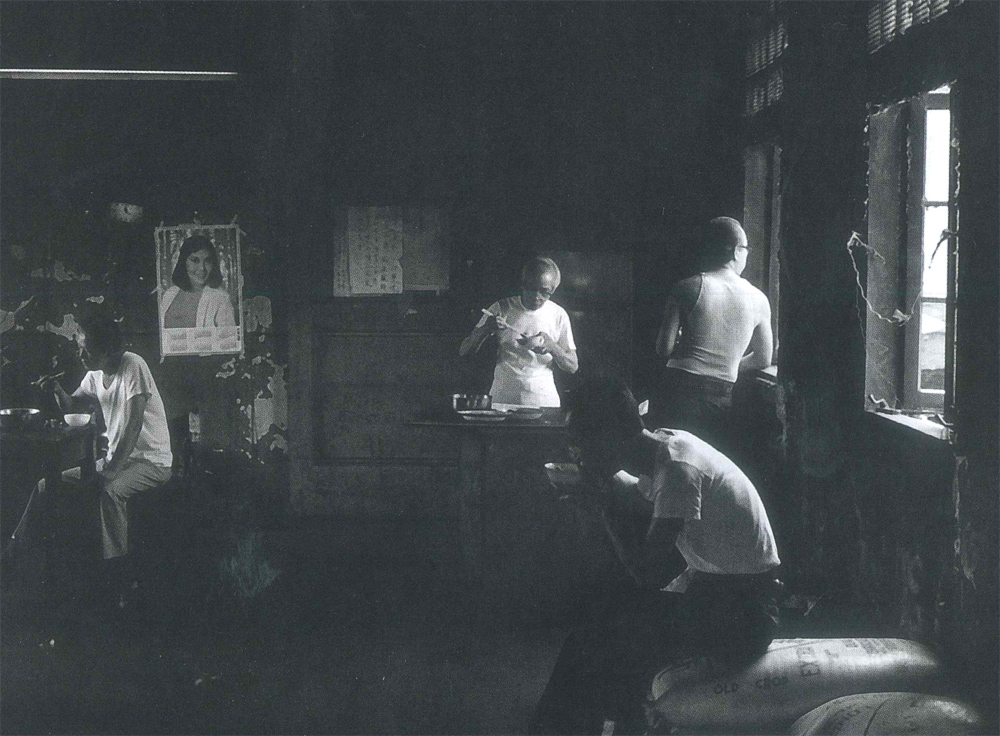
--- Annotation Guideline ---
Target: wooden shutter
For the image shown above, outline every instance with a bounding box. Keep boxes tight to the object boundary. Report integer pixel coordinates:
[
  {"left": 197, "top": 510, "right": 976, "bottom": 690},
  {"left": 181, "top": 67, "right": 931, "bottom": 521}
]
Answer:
[
  {"left": 868, "top": 0, "right": 965, "bottom": 53},
  {"left": 745, "top": 3, "right": 788, "bottom": 117}
]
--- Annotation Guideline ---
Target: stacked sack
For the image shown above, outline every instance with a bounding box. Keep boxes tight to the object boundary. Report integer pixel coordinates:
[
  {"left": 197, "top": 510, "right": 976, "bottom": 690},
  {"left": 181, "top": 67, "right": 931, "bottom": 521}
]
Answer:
[{"left": 645, "top": 638, "right": 986, "bottom": 734}]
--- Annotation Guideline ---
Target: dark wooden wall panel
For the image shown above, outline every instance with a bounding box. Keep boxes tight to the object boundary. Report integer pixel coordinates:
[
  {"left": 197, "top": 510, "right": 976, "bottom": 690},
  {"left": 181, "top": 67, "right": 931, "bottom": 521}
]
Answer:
[{"left": 314, "top": 333, "right": 468, "bottom": 463}]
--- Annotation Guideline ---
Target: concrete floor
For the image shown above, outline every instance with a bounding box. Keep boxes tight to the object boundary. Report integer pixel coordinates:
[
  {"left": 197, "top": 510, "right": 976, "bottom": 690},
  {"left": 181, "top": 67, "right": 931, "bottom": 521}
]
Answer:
[
  {"left": 1, "top": 491, "right": 899, "bottom": 736},
  {"left": 1, "top": 513, "right": 576, "bottom": 735}
]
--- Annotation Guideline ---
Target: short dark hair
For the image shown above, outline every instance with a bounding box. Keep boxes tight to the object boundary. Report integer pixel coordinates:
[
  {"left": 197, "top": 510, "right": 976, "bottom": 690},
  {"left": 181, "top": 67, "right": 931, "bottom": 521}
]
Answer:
[
  {"left": 568, "top": 377, "right": 645, "bottom": 480},
  {"left": 77, "top": 308, "right": 123, "bottom": 356},
  {"left": 700, "top": 217, "right": 747, "bottom": 270},
  {"left": 171, "top": 234, "right": 223, "bottom": 290}
]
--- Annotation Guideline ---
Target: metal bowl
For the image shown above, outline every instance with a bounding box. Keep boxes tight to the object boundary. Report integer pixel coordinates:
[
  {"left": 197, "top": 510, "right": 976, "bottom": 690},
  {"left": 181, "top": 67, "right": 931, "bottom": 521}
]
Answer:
[
  {"left": 451, "top": 393, "right": 492, "bottom": 411},
  {"left": 0, "top": 408, "right": 42, "bottom": 430}
]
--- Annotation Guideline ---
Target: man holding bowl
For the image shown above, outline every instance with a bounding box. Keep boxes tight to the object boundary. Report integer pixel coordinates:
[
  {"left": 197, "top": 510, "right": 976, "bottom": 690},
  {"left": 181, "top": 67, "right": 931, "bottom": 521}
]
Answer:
[
  {"left": 45, "top": 309, "right": 172, "bottom": 606},
  {"left": 460, "top": 256, "right": 578, "bottom": 407}
]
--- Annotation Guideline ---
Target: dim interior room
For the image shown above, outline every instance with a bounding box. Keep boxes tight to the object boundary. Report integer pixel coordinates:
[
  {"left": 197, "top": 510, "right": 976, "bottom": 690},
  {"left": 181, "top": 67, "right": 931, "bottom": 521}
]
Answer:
[{"left": 0, "top": 2, "right": 996, "bottom": 735}]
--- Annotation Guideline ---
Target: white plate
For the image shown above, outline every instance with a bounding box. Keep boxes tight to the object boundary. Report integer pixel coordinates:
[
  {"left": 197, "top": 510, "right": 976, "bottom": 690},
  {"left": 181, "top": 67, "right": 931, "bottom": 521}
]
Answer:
[
  {"left": 492, "top": 402, "right": 541, "bottom": 412},
  {"left": 456, "top": 410, "right": 508, "bottom": 422}
]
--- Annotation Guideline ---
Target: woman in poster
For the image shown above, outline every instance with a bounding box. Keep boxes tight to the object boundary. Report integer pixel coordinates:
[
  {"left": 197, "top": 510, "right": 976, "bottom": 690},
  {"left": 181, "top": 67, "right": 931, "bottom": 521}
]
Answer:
[{"left": 161, "top": 235, "right": 236, "bottom": 328}]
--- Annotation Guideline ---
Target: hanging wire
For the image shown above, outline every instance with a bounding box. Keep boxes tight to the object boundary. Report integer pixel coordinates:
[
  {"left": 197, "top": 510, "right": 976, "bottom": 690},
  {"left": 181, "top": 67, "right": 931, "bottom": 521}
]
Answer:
[{"left": 848, "top": 228, "right": 955, "bottom": 340}]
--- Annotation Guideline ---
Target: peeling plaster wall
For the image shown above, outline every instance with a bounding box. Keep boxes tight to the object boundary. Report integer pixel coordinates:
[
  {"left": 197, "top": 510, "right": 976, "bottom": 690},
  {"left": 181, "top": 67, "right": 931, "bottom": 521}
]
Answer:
[
  {"left": 0, "top": 78, "right": 290, "bottom": 475},
  {"left": 0, "top": 235, "right": 288, "bottom": 469},
  {"left": 735, "top": 2, "right": 998, "bottom": 722}
]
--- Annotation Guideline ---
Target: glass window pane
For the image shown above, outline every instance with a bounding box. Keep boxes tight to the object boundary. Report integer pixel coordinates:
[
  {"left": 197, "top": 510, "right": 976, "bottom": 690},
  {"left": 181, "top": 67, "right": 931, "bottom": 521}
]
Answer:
[
  {"left": 922, "top": 205, "right": 950, "bottom": 298},
  {"left": 919, "top": 301, "right": 946, "bottom": 392},
  {"left": 925, "top": 109, "right": 951, "bottom": 201}
]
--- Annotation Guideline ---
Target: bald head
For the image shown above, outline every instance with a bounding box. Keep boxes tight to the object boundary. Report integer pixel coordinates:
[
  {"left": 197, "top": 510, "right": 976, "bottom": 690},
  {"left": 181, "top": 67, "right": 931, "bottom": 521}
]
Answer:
[{"left": 702, "top": 217, "right": 748, "bottom": 271}]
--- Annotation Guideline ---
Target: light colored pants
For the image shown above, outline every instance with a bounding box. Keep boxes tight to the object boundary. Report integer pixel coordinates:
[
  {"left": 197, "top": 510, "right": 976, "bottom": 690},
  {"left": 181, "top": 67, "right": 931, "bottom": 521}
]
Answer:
[
  {"left": 99, "top": 460, "right": 172, "bottom": 559},
  {"left": 36, "top": 460, "right": 172, "bottom": 560}
]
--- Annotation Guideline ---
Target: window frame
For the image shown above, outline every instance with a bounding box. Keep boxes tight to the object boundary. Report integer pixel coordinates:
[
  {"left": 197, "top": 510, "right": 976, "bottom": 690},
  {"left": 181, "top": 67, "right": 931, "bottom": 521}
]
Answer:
[
  {"left": 902, "top": 89, "right": 957, "bottom": 413},
  {"left": 742, "top": 142, "right": 782, "bottom": 365},
  {"left": 865, "top": 87, "right": 958, "bottom": 417}
]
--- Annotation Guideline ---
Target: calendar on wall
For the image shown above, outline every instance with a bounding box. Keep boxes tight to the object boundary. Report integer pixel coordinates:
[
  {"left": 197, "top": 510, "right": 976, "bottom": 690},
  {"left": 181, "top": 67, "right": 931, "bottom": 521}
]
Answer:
[{"left": 333, "top": 207, "right": 449, "bottom": 296}]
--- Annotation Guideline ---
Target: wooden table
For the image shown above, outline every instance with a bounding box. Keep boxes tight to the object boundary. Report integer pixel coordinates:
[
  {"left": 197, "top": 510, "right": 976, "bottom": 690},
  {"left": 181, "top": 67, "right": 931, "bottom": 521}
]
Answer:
[
  {"left": 412, "top": 408, "right": 571, "bottom": 578},
  {"left": 1, "top": 422, "right": 97, "bottom": 599},
  {"left": 413, "top": 408, "right": 642, "bottom": 624}
]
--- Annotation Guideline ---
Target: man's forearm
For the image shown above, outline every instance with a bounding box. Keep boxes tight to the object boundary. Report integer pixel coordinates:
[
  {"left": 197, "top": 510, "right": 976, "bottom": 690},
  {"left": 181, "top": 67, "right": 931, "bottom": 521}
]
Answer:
[
  {"left": 106, "top": 419, "right": 141, "bottom": 473},
  {"left": 105, "top": 398, "right": 146, "bottom": 473},
  {"left": 55, "top": 388, "right": 92, "bottom": 414},
  {"left": 460, "top": 324, "right": 494, "bottom": 357},
  {"left": 547, "top": 344, "right": 578, "bottom": 373}
]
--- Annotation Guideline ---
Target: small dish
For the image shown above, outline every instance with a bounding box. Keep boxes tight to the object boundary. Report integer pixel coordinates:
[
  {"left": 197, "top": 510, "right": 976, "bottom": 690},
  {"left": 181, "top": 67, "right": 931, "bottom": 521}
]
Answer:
[
  {"left": 513, "top": 407, "right": 544, "bottom": 420},
  {"left": 456, "top": 409, "right": 508, "bottom": 422},
  {"left": 64, "top": 413, "right": 91, "bottom": 427}
]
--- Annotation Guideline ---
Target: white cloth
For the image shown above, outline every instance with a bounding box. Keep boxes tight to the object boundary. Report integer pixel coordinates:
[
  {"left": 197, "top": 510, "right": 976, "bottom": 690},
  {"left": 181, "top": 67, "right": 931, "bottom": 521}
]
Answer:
[
  {"left": 666, "top": 270, "right": 770, "bottom": 383},
  {"left": 636, "top": 428, "right": 779, "bottom": 575},
  {"left": 477, "top": 296, "right": 576, "bottom": 407},
  {"left": 77, "top": 352, "right": 173, "bottom": 469},
  {"left": 161, "top": 285, "right": 236, "bottom": 328}
]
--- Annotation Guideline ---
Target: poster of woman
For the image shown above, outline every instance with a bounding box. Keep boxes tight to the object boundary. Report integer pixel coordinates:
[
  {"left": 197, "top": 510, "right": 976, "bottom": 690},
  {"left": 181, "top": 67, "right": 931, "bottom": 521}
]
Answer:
[{"left": 155, "top": 224, "right": 243, "bottom": 357}]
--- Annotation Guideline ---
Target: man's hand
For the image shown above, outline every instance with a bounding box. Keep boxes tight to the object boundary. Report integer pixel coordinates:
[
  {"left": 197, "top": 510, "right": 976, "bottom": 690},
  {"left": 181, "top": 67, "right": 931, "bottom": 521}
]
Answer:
[
  {"left": 522, "top": 330, "right": 578, "bottom": 373},
  {"left": 611, "top": 470, "right": 640, "bottom": 494},
  {"left": 641, "top": 516, "right": 684, "bottom": 589},
  {"left": 44, "top": 378, "right": 72, "bottom": 413}
]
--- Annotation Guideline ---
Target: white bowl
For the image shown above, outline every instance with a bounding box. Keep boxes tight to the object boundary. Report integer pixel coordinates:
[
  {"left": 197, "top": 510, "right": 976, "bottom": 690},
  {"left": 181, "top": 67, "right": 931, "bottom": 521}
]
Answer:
[{"left": 64, "top": 413, "right": 91, "bottom": 427}]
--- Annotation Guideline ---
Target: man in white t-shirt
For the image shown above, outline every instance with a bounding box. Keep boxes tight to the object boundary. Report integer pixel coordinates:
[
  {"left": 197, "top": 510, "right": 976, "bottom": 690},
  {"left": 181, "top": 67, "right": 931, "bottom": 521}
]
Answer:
[
  {"left": 460, "top": 256, "right": 578, "bottom": 407},
  {"left": 47, "top": 311, "right": 172, "bottom": 594},
  {"left": 533, "top": 378, "right": 781, "bottom": 734}
]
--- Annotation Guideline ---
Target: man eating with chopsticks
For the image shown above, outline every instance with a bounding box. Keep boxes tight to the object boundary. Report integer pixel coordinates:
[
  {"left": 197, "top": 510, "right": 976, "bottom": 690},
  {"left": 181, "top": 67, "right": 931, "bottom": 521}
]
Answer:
[
  {"left": 43, "top": 308, "right": 172, "bottom": 611},
  {"left": 460, "top": 256, "right": 578, "bottom": 408}
]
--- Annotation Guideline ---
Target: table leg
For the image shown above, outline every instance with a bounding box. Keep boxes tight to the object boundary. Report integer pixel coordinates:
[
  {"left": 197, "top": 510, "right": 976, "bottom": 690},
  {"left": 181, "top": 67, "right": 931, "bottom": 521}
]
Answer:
[
  {"left": 37, "top": 471, "right": 60, "bottom": 615},
  {"left": 458, "top": 432, "right": 487, "bottom": 578}
]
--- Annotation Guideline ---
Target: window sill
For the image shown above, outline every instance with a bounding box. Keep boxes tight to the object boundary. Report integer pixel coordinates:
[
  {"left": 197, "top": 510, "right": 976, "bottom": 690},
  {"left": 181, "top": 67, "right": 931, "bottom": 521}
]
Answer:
[
  {"left": 754, "top": 365, "right": 779, "bottom": 384},
  {"left": 865, "top": 409, "right": 953, "bottom": 443}
]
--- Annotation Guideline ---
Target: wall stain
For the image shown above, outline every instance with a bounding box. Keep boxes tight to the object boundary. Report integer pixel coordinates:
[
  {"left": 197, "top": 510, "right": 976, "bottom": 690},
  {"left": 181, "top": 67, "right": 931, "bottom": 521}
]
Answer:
[
  {"left": 244, "top": 296, "right": 273, "bottom": 332},
  {"left": 41, "top": 313, "right": 82, "bottom": 342},
  {"left": 30, "top": 260, "right": 92, "bottom": 281}
]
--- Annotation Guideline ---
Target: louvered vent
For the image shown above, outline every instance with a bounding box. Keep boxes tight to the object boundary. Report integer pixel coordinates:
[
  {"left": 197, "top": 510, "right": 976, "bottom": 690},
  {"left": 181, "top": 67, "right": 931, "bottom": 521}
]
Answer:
[{"left": 868, "top": 0, "right": 965, "bottom": 53}]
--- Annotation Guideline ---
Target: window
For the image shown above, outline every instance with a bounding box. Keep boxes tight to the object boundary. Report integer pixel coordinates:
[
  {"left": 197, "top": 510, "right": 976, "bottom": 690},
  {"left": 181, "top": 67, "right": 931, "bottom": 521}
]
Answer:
[
  {"left": 867, "top": 0, "right": 966, "bottom": 53},
  {"left": 863, "top": 86, "right": 957, "bottom": 414},
  {"left": 743, "top": 143, "right": 781, "bottom": 362},
  {"left": 744, "top": 2, "right": 788, "bottom": 118}
]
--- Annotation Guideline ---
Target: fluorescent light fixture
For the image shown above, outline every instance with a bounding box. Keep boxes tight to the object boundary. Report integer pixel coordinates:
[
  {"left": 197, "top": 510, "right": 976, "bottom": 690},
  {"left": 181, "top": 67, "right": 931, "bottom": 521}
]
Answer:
[{"left": 0, "top": 69, "right": 237, "bottom": 81}]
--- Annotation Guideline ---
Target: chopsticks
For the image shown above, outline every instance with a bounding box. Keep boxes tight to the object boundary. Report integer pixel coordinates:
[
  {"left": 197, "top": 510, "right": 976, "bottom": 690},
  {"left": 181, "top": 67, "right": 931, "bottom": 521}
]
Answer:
[
  {"left": 481, "top": 309, "right": 526, "bottom": 338},
  {"left": 31, "top": 371, "right": 65, "bottom": 387}
]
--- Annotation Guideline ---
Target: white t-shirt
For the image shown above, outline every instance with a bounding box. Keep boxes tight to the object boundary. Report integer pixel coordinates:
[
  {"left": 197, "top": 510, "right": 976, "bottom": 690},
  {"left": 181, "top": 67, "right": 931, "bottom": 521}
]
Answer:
[
  {"left": 636, "top": 428, "right": 779, "bottom": 575},
  {"left": 477, "top": 296, "right": 576, "bottom": 407},
  {"left": 76, "top": 352, "right": 173, "bottom": 468}
]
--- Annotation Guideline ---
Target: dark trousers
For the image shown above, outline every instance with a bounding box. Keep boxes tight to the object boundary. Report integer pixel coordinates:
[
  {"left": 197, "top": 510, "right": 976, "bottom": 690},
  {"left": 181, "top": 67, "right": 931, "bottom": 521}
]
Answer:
[
  {"left": 532, "top": 574, "right": 779, "bottom": 735},
  {"left": 647, "top": 368, "right": 735, "bottom": 454}
]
